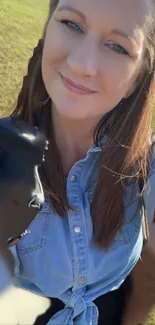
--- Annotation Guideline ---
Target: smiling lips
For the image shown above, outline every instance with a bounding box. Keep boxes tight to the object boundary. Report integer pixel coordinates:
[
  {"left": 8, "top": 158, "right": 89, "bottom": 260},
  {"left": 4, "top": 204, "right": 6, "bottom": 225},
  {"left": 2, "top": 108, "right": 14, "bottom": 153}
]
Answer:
[{"left": 59, "top": 73, "right": 96, "bottom": 95}]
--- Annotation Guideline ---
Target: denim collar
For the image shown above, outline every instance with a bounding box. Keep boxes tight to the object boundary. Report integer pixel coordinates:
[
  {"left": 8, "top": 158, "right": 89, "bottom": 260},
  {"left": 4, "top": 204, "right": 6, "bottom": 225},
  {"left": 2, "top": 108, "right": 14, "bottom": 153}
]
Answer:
[{"left": 88, "top": 135, "right": 108, "bottom": 153}]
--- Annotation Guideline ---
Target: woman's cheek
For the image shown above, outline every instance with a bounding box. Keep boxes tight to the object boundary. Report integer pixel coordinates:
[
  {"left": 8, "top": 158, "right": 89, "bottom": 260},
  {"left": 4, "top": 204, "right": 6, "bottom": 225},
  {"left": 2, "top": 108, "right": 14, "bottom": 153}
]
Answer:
[
  {"left": 50, "top": 19, "right": 79, "bottom": 48},
  {"left": 106, "top": 60, "right": 136, "bottom": 97}
]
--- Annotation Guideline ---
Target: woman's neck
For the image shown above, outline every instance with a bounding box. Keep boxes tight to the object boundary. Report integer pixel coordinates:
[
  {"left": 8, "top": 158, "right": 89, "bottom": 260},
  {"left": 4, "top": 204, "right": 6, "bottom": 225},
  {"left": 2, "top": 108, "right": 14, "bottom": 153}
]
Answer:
[{"left": 52, "top": 109, "right": 97, "bottom": 174}]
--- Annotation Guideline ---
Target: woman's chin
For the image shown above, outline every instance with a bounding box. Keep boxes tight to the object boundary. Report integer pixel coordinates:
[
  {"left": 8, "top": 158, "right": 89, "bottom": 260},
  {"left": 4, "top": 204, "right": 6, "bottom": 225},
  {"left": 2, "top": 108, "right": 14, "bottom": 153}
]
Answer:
[{"left": 53, "top": 102, "right": 91, "bottom": 120}]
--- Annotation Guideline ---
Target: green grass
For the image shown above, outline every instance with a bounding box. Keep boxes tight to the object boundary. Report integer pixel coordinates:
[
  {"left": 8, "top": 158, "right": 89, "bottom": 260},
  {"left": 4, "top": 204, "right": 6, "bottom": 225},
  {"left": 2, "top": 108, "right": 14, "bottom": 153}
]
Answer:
[
  {"left": 147, "top": 313, "right": 155, "bottom": 325},
  {"left": 0, "top": 0, "right": 49, "bottom": 115},
  {"left": 0, "top": 0, "right": 155, "bottom": 324}
]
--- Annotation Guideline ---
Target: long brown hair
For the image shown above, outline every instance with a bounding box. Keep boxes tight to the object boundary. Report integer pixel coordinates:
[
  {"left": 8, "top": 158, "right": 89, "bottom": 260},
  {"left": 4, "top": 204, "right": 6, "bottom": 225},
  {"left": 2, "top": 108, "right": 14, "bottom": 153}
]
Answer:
[{"left": 12, "top": 0, "right": 155, "bottom": 248}]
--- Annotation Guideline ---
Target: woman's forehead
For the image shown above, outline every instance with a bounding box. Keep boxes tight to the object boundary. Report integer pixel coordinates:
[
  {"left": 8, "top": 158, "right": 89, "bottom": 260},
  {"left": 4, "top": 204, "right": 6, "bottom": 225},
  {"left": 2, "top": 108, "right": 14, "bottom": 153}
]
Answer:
[{"left": 57, "top": 0, "right": 153, "bottom": 43}]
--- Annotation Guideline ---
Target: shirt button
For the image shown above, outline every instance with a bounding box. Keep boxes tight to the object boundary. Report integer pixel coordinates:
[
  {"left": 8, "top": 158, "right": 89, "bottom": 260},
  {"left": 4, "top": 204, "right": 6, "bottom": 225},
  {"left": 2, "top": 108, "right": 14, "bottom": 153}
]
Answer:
[
  {"left": 71, "top": 175, "right": 77, "bottom": 182},
  {"left": 74, "top": 226, "right": 81, "bottom": 233},
  {"left": 79, "top": 277, "right": 85, "bottom": 284}
]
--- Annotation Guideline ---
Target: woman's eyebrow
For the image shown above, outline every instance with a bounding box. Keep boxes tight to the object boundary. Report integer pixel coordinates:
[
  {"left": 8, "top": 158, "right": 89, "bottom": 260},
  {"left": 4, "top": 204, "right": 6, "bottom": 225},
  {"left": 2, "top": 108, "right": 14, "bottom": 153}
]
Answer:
[
  {"left": 57, "top": 5, "right": 140, "bottom": 49},
  {"left": 57, "top": 5, "right": 86, "bottom": 20},
  {"left": 111, "top": 29, "right": 140, "bottom": 48}
]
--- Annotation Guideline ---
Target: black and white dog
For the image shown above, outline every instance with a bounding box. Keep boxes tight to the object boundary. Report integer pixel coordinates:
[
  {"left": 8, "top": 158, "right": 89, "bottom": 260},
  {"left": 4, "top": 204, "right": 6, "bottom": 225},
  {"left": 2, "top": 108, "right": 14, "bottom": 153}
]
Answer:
[{"left": 0, "top": 116, "right": 48, "bottom": 273}]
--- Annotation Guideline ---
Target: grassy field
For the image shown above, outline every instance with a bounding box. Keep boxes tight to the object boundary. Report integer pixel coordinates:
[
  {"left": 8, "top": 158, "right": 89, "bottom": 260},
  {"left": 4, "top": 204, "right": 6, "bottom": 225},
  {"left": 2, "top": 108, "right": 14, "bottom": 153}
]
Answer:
[
  {"left": 0, "top": 0, "right": 155, "bottom": 324},
  {"left": 0, "top": 0, "right": 49, "bottom": 115}
]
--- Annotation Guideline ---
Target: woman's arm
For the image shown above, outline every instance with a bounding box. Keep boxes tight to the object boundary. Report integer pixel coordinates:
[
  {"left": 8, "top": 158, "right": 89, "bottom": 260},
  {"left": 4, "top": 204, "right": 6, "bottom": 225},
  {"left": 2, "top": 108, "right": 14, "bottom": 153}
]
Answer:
[{"left": 122, "top": 224, "right": 155, "bottom": 325}]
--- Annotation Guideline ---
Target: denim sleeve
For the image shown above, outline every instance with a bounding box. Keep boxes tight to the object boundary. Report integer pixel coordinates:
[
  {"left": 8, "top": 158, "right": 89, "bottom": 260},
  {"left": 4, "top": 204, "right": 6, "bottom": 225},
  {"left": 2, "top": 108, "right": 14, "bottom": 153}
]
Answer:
[
  {"left": 0, "top": 253, "right": 13, "bottom": 293},
  {"left": 0, "top": 246, "right": 19, "bottom": 294},
  {"left": 144, "top": 144, "right": 155, "bottom": 227}
]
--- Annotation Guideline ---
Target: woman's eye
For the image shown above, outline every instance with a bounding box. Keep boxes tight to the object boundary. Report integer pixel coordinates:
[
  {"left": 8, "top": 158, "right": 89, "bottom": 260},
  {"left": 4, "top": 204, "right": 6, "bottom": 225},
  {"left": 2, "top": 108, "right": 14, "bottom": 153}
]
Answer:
[
  {"left": 105, "top": 43, "right": 129, "bottom": 56},
  {"left": 60, "top": 19, "right": 83, "bottom": 33}
]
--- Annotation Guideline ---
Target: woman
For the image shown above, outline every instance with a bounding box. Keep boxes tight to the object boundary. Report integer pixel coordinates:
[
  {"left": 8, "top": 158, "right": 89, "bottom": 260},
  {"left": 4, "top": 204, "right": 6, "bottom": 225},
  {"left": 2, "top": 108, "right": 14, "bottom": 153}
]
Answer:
[{"left": 10, "top": 0, "right": 155, "bottom": 324}]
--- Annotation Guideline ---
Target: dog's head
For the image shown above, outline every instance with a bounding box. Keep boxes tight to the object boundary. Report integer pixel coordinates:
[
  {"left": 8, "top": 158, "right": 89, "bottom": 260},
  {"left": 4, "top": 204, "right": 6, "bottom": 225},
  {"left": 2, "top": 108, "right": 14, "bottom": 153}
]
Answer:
[{"left": 0, "top": 117, "right": 48, "bottom": 250}]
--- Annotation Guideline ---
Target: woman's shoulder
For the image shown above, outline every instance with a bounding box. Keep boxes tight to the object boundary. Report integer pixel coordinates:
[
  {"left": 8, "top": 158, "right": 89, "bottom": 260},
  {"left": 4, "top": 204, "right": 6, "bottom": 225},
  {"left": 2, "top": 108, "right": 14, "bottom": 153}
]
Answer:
[{"left": 147, "top": 137, "right": 155, "bottom": 179}]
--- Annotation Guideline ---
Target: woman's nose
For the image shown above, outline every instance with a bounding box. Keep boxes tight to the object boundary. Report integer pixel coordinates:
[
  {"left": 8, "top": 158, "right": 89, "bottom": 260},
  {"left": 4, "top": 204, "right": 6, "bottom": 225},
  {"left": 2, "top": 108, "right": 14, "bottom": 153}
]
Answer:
[{"left": 67, "top": 36, "right": 99, "bottom": 78}]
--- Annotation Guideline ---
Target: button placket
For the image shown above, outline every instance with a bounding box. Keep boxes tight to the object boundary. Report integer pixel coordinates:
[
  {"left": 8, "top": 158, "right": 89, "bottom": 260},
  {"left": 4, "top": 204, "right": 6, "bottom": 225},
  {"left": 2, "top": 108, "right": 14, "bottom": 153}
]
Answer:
[{"left": 67, "top": 165, "right": 88, "bottom": 288}]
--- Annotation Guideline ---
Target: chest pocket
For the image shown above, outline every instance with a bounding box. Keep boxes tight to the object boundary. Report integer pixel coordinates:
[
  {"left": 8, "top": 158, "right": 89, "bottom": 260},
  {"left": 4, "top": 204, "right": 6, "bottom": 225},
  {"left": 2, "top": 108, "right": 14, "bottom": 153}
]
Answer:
[
  {"left": 85, "top": 184, "right": 142, "bottom": 247},
  {"left": 16, "top": 199, "right": 49, "bottom": 255}
]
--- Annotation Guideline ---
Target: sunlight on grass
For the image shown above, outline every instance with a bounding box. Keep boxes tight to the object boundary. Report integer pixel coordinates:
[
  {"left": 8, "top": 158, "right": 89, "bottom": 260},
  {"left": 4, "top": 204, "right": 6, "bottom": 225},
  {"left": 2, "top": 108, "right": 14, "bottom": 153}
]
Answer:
[
  {"left": 146, "top": 313, "right": 155, "bottom": 325},
  {"left": 0, "top": 0, "right": 49, "bottom": 115}
]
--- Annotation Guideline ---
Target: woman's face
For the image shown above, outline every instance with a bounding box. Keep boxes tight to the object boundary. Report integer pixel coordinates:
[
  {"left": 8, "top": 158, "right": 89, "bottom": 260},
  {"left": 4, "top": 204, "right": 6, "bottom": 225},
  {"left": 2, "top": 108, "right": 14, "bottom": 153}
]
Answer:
[{"left": 42, "top": 0, "right": 151, "bottom": 121}]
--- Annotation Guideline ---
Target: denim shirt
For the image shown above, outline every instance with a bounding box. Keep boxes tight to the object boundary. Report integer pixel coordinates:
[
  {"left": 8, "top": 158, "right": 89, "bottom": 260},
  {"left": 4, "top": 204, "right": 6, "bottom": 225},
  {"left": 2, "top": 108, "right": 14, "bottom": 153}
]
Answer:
[{"left": 1, "top": 140, "right": 155, "bottom": 325}]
